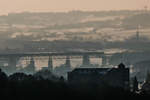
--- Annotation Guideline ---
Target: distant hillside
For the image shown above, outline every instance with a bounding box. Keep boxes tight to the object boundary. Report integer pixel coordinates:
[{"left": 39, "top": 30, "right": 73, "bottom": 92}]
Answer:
[
  {"left": 0, "top": 10, "right": 150, "bottom": 51},
  {"left": 0, "top": 10, "right": 141, "bottom": 26},
  {"left": 122, "top": 13, "right": 150, "bottom": 29}
]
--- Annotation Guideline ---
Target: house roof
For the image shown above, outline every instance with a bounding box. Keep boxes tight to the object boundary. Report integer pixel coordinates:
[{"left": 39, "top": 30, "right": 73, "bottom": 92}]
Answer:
[{"left": 71, "top": 68, "right": 113, "bottom": 75}]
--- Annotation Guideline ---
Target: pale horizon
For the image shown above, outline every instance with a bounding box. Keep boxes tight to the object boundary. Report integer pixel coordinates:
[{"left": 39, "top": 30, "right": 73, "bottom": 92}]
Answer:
[{"left": 0, "top": 0, "right": 149, "bottom": 15}]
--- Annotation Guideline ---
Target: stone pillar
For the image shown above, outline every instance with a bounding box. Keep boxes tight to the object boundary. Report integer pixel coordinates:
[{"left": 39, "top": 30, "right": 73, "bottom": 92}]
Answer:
[
  {"left": 7, "top": 57, "right": 19, "bottom": 73},
  {"left": 30, "top": 57, "right": 35, "bottom": 67},
  {"left": 102, "top": 55, "right": 107, "bottom": 66},
  {"left": 27, "top": 57, "right": 35, "bottom": 73},
  {"left": 65, "top": 56, "right": 71, "bottom": 68},
  {"left": 82, "top": 55, "right": 90, "bottom": 66},
  {"left": 48, "top": 56, "right": 53, "bottom": 71}
]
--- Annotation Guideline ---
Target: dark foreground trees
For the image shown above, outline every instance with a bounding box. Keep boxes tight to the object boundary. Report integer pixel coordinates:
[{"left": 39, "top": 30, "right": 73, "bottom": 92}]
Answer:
[{"left": 0, "top": 68, "right": 149, "bottom": 100}]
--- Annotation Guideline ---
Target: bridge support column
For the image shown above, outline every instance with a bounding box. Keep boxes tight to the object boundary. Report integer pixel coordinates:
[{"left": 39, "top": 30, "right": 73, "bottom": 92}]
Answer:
[
  {"left": 82, "top": 55, "right": 90, "bottom": 66},
  {"left": 27, "top": 57, "right": 36, "bottom": 73},
  {"left": 7, "top": 57, "right": 19, "bottom": 73},
  {"left": 48, "top": 56, "right": 53, "bottom": 71},
  {"left": 102, "top": 55, "right": 107, "bottom": 66},
  {"left": 65, "top": 56, "right": 71, "bottom": 68}
]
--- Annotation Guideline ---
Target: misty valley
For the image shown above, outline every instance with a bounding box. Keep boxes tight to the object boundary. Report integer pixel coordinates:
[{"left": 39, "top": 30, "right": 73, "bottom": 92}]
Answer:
[{"left": 0, "top": 10, "right": 150, "bottom": 99}]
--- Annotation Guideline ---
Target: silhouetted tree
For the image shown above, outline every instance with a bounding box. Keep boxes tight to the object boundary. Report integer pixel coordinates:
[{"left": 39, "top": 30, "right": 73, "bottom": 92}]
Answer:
[
  {"left": 146, "top": 71, "right": 150, "bottom": 83},
  {"left": 133, "top": 76, "right": 138, "bottom": 92},
  {"left": 34, "top": 69, "right": 59, "bottom": 81},
  {"left": 0, "top": 68, "right": 8, "bottom": 87},
  {"left": 59, "top": 76, "right": 65, "bottom": 82},
  {"left": 8, "top": 72, "right": 29, "bottom": 81},
  {"left": 0, "top": 68, "right": 7, "bottom": 79}
]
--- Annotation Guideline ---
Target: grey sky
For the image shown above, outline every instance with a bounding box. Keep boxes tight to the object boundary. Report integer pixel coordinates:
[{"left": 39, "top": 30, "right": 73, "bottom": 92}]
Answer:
[{"left": 0, "top": 0, "right": 149, "bottom": 14}]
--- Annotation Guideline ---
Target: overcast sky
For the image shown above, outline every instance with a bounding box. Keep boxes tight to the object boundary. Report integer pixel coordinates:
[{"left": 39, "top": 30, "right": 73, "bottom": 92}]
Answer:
[{"left": 0, "top": 0, "right": 149, "bottom": 14}]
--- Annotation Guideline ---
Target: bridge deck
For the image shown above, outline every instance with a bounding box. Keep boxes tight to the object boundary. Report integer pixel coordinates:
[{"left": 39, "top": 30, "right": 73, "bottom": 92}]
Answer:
[{"left": 0, "top": 52, "right": 105, "bottom": 58}]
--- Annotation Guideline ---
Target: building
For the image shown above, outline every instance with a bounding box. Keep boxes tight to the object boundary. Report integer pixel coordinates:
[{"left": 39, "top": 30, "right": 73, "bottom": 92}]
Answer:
[{"left": 68, "top": 63, "right": 129, "bottom": 89}]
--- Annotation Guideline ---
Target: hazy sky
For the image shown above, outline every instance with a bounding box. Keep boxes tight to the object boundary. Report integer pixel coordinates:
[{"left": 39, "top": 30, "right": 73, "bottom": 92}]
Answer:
[{"left": 0, "top": 0, "right": 149, "bottom": 14}]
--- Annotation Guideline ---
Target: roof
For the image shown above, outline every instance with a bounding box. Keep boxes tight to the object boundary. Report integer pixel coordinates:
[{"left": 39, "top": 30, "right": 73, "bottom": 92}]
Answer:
[
  {"left": 70, "top": 68, "right": 113, "bottom": 75},
  {"left": 73, "top": 68, "right": 110, "bottom": 71}
]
